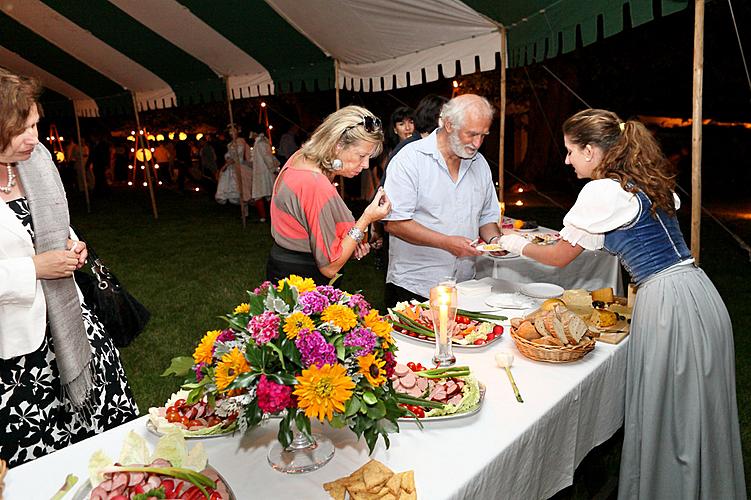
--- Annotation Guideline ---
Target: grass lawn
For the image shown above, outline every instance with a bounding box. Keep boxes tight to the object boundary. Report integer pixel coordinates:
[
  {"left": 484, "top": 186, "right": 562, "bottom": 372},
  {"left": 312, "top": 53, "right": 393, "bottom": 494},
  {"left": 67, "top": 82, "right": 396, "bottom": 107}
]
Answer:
[{"left": 69, "top": 188, "right": 751, "bottom": 498}]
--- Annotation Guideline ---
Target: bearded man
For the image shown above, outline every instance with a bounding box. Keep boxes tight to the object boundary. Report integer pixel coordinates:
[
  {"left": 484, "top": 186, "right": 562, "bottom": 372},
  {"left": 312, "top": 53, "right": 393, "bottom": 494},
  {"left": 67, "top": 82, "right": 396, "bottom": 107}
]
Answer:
[{"left": 382, "top": 94, "right": 502, "bottom": 303}]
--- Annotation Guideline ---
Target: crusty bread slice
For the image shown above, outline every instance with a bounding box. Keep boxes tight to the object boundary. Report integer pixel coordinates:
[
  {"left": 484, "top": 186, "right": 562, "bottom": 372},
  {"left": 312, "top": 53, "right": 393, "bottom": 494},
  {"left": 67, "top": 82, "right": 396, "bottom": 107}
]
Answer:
[
  {"left": 543, "top": 312, "right": 568, "bottom": 345},
  {"left": 558, "top": 307, "right": 589, "bottom": 344},
  {"left": 534, "top": 316, "right": 549, "bottom": 337}
]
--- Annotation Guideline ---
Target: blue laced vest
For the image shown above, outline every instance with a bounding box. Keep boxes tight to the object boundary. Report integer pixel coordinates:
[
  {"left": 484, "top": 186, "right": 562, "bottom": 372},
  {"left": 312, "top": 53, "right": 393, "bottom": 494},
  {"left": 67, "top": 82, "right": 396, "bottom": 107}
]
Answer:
[{"left": 603, "top": 189, "right": 692, "bottom": 286}]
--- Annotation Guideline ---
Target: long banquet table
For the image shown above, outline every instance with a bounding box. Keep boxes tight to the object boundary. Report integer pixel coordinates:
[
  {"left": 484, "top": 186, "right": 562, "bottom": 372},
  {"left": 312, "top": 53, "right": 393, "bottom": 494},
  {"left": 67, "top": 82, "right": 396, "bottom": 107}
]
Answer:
[
  {"left": 475, "top": 220, "right": 624, "bottom": 295},
  {"left": 7, "top": 281, "right": 628, "bottom": 500}
]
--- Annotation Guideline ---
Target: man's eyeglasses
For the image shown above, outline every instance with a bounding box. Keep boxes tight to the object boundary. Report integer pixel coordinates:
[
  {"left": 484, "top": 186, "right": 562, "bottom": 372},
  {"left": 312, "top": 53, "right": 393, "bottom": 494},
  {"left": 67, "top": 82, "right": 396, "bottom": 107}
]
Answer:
[{"left": 345, "top": 115, "right": 382, "bottom": 134}]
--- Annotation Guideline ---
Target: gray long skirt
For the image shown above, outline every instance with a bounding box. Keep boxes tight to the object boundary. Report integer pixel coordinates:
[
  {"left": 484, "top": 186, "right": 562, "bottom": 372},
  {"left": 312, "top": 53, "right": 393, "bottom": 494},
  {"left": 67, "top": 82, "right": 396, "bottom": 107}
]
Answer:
[{"left": 618, "top": 265, "right": 746, "bottom": 499}]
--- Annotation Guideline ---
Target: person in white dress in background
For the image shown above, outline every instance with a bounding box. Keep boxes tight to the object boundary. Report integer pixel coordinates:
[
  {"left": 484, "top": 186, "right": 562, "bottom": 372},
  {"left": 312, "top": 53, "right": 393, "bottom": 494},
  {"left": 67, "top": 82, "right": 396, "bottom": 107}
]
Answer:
[
  {"left": 250, "top": 131, "right": 279, "bottom": 222},
  {"left": 215, "top": 124, "right": 252, "bottom": 207}
]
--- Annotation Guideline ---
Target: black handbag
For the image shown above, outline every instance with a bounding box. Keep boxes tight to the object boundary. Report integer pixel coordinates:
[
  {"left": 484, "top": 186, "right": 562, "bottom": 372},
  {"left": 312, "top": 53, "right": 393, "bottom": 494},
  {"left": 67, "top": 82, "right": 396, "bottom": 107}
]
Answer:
[{"left": 74, "top": 244, "right": 150, "bottom": 347}]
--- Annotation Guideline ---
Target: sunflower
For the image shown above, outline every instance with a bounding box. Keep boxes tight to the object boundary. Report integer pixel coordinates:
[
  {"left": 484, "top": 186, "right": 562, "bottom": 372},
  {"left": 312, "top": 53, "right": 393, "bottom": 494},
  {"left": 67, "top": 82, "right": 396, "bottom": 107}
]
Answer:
[
  {"left": 215, "top": 348, "right": 251, "bottom": 391},
  {"left": 321, "top": 304, "right": 358, "bottom": 331},
  {"left": 283, "top": 312, "right": 315, "bottom": 339},
  {"left": 278, "top": 274, "right": 316, "bottom": 294},
  {"left": 233, "top": 302, "right": 250, "bottom": 314},
  {"left": 294, "top": 364, "right": 355, "bottom": 421},
  {"left": 363, "top": 310, "right": 392, "bottom": 338},
  {"left": 193, "top": 330, "right": 222, "bottom": 365},
  {"left": 358, "top": 354, "right": 386, "bottom": 387}
]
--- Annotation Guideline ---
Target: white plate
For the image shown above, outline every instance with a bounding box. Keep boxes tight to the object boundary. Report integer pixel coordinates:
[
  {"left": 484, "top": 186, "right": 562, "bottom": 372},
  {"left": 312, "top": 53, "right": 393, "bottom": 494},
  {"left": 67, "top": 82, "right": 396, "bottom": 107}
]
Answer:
[
  {"left": 516, "top": 227, "right": 539, "bottom": 232},
  {"left": 398, "top": 384, "right": 486, "bottom": 422},
  {"left": 519, "top": 282, "right": 564, "bottom": 299},
  {"left": 484, "top": 293, "right": 535, "bottom": 310}
]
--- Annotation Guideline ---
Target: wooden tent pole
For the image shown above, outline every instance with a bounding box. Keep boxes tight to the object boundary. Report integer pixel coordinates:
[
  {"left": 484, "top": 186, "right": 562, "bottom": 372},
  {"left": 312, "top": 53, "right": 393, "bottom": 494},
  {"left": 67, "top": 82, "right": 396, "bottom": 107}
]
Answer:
[
  {"left": 72, "top": 100, "right": 90, "bottom": 213},
  {"left": 131, "top": 93, "right": 158, "bottom": 220},
  {"left": 334, "top": 59, "right": 341, "bottom": 110},
  {"left": 225, "top": 76, "right": 246, "bottom": 228},
  {"left": 498, "top": 27, "right": 507, "bottom": 207},
  {"left": 691, "top": 0, "right": 704, "bottom": 263}
]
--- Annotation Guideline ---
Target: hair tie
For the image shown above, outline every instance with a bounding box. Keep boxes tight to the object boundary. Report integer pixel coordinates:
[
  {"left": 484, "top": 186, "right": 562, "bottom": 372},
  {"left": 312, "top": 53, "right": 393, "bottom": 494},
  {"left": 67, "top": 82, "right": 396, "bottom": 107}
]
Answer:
[{"left": 619, "top": 122, "right": 626, "bottom": 132}]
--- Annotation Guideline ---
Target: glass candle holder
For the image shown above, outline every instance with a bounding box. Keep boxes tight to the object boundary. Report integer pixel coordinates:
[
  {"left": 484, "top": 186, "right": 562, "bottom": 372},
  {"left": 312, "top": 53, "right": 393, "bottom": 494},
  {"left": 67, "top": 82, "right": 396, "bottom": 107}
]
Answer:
[{"left": 430, "top": 281, "right": 458, "bottom": 367}]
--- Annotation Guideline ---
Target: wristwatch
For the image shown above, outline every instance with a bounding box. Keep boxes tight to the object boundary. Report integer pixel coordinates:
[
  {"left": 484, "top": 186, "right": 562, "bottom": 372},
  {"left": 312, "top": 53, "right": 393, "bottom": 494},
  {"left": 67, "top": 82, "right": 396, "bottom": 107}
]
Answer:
[{"left": 347, "top": 226, "right": 366, "bottom": 243}]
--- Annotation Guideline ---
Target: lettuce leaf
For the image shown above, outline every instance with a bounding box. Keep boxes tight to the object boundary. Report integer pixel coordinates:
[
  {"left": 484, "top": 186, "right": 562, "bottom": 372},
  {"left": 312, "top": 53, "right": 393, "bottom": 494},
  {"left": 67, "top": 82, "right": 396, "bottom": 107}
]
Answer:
[{"left": 424, "top": 376, "right": 481, "bottom": 417}]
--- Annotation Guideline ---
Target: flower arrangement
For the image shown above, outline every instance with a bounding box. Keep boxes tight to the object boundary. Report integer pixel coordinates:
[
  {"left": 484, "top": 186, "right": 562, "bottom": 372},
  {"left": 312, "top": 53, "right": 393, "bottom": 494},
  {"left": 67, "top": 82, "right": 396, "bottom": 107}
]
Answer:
[{"left": 164, "top": 275, "right": 431, "bottom": 453}]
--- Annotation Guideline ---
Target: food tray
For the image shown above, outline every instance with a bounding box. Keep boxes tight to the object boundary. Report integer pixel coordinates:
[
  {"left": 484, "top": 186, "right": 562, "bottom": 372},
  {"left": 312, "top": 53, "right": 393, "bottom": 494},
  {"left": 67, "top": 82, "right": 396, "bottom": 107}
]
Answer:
[
  {"left": 392, "top": 328, "right": 503, "bottom": 349},
  {"left": 72, "top": 464, "right": 236, "bottom": 500},
  {"left": 146, "top": 418, "right": 237, "bottom": 439},
  {"left": 398, "top": 384, "right": 486, "bottom": 422},
  {"left": 510, "top": 327, "right": 595, "bottom": 363}
]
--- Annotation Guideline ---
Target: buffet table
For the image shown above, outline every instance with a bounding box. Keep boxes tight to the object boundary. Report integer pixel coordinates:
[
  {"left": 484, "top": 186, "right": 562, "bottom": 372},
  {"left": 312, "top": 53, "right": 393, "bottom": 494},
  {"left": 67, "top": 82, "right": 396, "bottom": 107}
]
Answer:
[
  {"left": 6, "top": 287, "right": 628, "bottom": 500},
  {"left": 475, "top": 222, "right": 624, "bottom": 294}
]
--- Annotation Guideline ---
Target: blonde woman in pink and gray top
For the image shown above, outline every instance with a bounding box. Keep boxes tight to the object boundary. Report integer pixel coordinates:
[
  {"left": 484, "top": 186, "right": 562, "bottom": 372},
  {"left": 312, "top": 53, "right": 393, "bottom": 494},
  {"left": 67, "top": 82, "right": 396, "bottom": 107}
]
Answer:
[{"left": 268, "top": 106, "right": 391, "bottom": 288}]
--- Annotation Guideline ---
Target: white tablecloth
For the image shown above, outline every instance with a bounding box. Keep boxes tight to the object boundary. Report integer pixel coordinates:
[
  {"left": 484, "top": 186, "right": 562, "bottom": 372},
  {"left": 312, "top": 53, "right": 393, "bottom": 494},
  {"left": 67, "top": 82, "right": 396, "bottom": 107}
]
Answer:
[
  {"left": 6, "top": 288, "right": 628, "bottom": 500},
  {"left": 475, "top": 224, "right": 624, "bottom": 295}
]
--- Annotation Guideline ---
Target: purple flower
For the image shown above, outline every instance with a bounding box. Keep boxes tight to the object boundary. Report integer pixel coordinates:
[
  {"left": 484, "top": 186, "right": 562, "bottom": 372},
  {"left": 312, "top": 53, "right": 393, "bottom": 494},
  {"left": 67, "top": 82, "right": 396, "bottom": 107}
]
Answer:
[
  {"left": 344, "top": 327, "right": 377, "bottom": 356},
  {"left": 316, "top": 285, "right": 343, "bottom": 304},
  {"left": 247, "top": 311, "right": 281, "bottom": 344},
  {"left": 383, "top": 351, "right": 396, "bottom": 378},
  {"left": 253, "top": 281, "right": 272, "bottom": 295},
  {"left": 298, "top": 291, "right": 330, "bottom": 315},
  {"left": 295, "top": 329, "right": 337, "bottom": 368},
  {"left": 193, "top": 362, "right": 206, "bottom": 382},
  {"left": 347, "top": 293, "right": 372, "bottom": 318},
  {"left": 217, "top": 329, "right": 236, "bottom": 343}
]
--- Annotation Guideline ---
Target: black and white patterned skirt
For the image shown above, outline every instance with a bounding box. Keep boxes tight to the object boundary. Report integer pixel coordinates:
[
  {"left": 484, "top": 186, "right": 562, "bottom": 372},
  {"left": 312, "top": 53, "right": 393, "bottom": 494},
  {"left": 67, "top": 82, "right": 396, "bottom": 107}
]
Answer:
[{"left": 0, "top": 302, "right": 139, "bottom": 468}]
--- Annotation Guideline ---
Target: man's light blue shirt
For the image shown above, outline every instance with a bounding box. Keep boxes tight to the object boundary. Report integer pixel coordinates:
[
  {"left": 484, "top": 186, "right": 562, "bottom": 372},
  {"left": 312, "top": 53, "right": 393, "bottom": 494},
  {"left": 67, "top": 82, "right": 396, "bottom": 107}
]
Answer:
[{"left": 383, "top": 129, "right": 500, "bottom": 297}]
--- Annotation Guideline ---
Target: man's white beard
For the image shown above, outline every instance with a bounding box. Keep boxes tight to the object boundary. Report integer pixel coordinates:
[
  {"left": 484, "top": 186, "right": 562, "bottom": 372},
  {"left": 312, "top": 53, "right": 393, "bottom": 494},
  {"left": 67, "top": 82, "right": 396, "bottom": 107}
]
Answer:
[{"left": 449, "top": 131, "right": 477, "bottom": 159}]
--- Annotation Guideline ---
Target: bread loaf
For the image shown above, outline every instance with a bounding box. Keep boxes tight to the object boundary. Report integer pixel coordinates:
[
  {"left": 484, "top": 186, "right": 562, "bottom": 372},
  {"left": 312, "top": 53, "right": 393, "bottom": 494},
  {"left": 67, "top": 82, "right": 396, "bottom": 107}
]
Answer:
[
  {"left": 543, "top": 312, "right": 568, "bottom": 345},
  {"left": 559, "top": 307, "right": 589, "bottom": 344},
  {"left": 516, "top": 321, "right": 541, "bottom": 340}
]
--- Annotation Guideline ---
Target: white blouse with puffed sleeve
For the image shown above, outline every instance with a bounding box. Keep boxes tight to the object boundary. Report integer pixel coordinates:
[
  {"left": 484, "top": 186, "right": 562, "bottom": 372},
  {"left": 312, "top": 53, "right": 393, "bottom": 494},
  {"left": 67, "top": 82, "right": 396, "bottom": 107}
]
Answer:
[{"left": 560, "top": 179, "right": 681, "bottom": 251}]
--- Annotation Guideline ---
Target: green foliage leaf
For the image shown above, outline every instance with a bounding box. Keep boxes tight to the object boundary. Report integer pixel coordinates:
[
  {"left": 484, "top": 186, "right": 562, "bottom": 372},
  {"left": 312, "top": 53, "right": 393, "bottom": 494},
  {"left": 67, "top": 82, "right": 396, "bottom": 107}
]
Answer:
[
  {"left": 362, "top": 391, "right": 377, "bottom": 405},
  {"left": 345, "top": 396, "right": 361, "bottom": 417},
  {"left": 247, "top": 292, "right": 266, "bottom": 316},
  {"left": 264, "top": 373, "right": 296, "bottom": 386},
  {"left": 228, "top": 371, "right": 259, "bottom": 390},
  {"left": 161, "top": 357, "right": 194, "bottom": 377},
  {"left": 186, "top": 386, "right": 204, "bottom": 405},
  {"left": 267, "top": 342, "right": 286, "bottom": 370},
  {"left": 366, "top": 400, "right": 386, "bottom": 420}
]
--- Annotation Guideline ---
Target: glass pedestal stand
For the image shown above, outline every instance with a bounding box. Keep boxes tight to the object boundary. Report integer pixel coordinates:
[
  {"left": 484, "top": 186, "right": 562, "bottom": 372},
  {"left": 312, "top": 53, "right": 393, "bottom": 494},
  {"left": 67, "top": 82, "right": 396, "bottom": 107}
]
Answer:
[{"left": 267, "top": 423, "right": 335, "bottom": 474}]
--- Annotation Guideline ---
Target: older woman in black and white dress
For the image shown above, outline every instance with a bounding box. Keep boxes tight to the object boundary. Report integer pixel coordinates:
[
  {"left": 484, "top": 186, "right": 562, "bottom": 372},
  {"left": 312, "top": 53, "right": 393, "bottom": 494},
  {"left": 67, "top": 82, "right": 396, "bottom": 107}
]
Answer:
[{"left": 0, "top": 69, "right": 137, "bottom": 467}]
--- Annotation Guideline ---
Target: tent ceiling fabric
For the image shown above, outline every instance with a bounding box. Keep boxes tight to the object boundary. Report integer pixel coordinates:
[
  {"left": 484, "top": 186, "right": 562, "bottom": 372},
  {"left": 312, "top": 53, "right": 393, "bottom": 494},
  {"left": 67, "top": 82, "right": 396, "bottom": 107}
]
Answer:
[
  {"left": 0, "top": 0, "right": 687, "bottom": 117},
  {"left": 266, "top": 0, "right": 501, "bottom": 91}
]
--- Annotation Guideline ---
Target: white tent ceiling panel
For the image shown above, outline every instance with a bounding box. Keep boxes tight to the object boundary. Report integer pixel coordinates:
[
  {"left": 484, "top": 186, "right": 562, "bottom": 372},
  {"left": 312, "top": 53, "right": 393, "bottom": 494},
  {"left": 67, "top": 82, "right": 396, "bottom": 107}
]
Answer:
[
  {"left": 340, "top": 30, "right": 500, "bottom": 91},
  {"left": 6, "top": 0, "right": 177, "bottom": 110},
  {"left": 0, "top": 46, "right": 99, "bottom": 117},
  {"left": 111, "top": 0, "right": 275, "bottom": 99},
  {"left": 268, "top": 0, "right": 499, "bottom": 91}
]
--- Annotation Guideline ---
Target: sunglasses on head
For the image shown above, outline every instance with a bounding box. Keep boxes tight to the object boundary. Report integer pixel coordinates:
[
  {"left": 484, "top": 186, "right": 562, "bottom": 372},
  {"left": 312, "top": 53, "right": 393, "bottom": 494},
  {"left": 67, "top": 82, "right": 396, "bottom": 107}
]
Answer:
[{"left": 345, "top": 115, "right": 382, "bottom": 134}]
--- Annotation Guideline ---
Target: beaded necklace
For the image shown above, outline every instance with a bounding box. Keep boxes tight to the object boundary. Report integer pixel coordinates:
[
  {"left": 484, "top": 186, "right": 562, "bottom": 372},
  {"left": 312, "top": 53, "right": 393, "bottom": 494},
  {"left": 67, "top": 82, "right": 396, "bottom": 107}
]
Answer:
[{"left": 0, "top": 163, "right": 16, "bottom": 194}]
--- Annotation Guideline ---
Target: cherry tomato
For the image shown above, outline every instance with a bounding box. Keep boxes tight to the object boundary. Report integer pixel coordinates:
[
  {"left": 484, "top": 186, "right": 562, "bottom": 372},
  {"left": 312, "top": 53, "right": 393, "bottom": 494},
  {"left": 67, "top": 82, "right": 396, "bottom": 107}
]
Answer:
[
  {"left": 413, "top": 407, "right": 425, "bottom": 418},
  {"left": 486, "top": 333, "right": 496, "bottom": 340},
  {"left": 180, "top": 415, "right": 191, "bottom": 427},
  {"left": 166, "top": 408, "right": 181, "bottom": 423},
  {"left": 206, "top": 415, "right": 222, "bottom": 427},
  {"left": 173, "top": 398, "right": 186, "bottom": 409},
  {"left": 415, "top": 363, "right": 425, "bottom": 371},
  {"left": 457, "top": 315, "right": 471, "bottom": 324},
  {"left": 473, "top": 339, "right": 485, "bottom": 345},
  {"left": 493, "top": 325, "right": 504, "bottom": 335},
  {"left": 210, "top": 491, "right": 223, "bottom": 500},
  {"left": 161, "top": 479, "right": 175, "bottom": 498},
  {"left": 406, "top": 362, "right": 417, "bottom": 371}
]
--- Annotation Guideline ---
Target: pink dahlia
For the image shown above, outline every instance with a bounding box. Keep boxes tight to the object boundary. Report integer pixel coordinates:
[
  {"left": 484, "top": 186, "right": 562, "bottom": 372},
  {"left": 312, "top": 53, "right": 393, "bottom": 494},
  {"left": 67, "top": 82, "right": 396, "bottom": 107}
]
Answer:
[{"left": 256, "top": 375, "right": 293, "bottom": 413}]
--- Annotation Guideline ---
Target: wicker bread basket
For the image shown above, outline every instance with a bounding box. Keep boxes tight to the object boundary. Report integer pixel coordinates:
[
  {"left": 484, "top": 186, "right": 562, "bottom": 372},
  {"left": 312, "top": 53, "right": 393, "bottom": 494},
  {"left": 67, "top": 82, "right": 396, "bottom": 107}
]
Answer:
[{"left": 510, "top": 326, "right": 595, "bottom": 363}]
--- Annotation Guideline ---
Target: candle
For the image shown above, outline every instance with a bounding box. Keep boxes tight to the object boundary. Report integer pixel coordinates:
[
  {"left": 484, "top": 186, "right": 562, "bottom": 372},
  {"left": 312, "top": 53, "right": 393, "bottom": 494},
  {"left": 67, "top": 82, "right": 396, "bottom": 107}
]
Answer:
[{"left": 439, "top": 302, "right": 448, "bottom": 344}]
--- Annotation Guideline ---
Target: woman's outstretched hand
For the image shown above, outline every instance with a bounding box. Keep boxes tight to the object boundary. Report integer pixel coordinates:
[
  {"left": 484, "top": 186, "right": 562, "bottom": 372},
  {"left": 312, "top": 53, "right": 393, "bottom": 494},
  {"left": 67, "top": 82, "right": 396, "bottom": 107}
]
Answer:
[{"left": 363, "top": 187, "right": 391, "bottom": 223}]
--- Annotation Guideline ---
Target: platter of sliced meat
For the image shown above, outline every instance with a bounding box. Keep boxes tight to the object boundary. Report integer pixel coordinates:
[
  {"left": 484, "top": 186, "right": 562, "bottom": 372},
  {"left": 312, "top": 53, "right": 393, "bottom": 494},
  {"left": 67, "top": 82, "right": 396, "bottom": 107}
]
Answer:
[
  {"left": 74, "top": 460, "right": 235, "bottom": 500},
  {"left": 147, "top": 390, "right": 239, "bottom": 438},
  {"left": 390, "top": 362, "right": 485, "bottom": 421}
]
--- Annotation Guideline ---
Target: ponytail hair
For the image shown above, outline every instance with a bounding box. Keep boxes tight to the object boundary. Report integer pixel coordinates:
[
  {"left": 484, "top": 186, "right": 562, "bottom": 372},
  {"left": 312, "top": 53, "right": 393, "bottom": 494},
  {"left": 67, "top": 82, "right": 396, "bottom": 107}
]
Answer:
[{"left": 562, "top": 109, "right": 677, "bottom": 216}]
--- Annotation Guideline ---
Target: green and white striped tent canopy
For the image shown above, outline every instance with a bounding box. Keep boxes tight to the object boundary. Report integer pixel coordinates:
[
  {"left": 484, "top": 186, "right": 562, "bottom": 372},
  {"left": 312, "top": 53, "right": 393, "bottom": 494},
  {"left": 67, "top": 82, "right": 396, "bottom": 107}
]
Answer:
[{"left": 0, "top": 0, "right": 687, "bottom": 117}]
